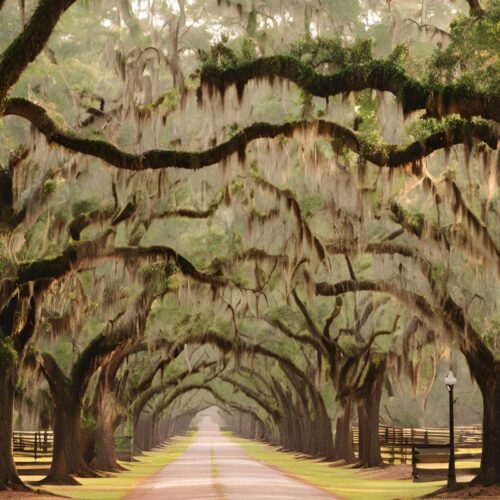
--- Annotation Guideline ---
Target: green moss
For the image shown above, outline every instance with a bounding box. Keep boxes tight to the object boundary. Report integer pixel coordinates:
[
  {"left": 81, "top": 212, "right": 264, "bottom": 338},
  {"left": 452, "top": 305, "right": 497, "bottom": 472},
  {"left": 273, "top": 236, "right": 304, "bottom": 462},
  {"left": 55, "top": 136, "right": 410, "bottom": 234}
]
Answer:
[
  {"left": 43, "top": 178, "right": 57, "bottom": 194},
  {"left": 82, "top": 413, "right": 97, "bottom": 433},
  {"left": 0, "top": 335, "right": 18, "bottom": 371},
  {"left": 406, "top": 210, "right": 425, "bottom": 235}
]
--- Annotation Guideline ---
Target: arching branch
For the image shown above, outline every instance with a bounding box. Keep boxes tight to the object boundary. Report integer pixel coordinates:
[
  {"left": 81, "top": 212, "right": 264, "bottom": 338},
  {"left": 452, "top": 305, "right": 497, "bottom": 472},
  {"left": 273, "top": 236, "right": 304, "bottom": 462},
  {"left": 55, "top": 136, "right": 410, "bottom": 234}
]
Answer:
[
  {"left": 4, "top": 98, "right": 496, "bottom": 171},
  {"left": 200, "top": 56, "right": 499, "bottom": 122},
  {"left": 15, "top": 234, "right": 225, "bottom": 286},
  {"left": 131, "top": 361, "right": 218, "bottom": 421}
]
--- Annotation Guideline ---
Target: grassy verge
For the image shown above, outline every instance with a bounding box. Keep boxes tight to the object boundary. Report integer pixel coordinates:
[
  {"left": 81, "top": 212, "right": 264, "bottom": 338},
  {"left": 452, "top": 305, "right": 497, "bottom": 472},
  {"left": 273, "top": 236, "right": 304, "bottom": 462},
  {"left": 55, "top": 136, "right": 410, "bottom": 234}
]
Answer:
[
  {"left": 40, "top": 433, "right": 195, "bottom": 500},
  {"left": 229, "top": 435, "right": 445, "bottom": 500}
]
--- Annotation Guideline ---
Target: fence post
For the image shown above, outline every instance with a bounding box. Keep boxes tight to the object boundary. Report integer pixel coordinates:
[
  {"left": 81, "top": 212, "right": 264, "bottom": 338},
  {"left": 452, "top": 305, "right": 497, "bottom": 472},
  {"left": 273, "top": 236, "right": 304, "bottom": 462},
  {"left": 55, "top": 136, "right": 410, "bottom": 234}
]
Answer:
[
  {"left": 34, "top": 432, "right": 38, "bottom": 462},
  {"left": 400, "top": 428, "right": 404, "bottom": 464},
  {"left": 411, "top": 445, "right": 417, "bottom": 481}
]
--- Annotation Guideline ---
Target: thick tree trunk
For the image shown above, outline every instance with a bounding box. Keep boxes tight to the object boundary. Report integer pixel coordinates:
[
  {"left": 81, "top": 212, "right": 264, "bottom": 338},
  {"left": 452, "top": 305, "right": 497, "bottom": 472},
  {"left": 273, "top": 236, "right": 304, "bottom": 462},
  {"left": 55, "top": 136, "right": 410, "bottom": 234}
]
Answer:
[
  {"left": 357, "top": 402, "right": 383, "bottom": 467},
  {"left": 95, "top": 411, "right": 124, "bottom": 472},
  {"left": 445, "top": 293, "right": 500, "bottom": 484},
  {"left": 357, "top": 363, "right": 385, "bottom": 468},
  {"left": 313, "top": 391, "right": 335, "bottom": 458},
  {"left": 0, "top": 370, "right": 25, "bottom": 490},
  {"left": 43, "top": 392, "right": 94, "bottom": 484},
  {"left": 478, "top": 374, "right": 500, "bottom": 485},
  {"left": 467, "top": 355, "right": 500, "bottom": 485},
  {"left": 333, "top": 399, "right": 355, "bottom": 463},
  {"left": 93, "top": 382, "right": 125, "bottom": 472}
]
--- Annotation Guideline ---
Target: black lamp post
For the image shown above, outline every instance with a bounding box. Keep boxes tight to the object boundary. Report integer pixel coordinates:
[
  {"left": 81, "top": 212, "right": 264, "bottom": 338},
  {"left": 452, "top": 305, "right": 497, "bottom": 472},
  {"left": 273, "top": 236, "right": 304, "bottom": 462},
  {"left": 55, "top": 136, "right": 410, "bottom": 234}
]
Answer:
[{"left": 445, "top": 369, "right": 457, "bottom": 490}]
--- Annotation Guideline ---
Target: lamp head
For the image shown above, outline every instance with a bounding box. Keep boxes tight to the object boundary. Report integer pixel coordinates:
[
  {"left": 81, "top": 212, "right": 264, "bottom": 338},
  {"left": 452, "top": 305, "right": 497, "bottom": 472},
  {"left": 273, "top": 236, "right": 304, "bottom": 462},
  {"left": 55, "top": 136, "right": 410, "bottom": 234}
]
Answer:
[{"left": 445, "top": 369, "right": 457, "bottom": 388}]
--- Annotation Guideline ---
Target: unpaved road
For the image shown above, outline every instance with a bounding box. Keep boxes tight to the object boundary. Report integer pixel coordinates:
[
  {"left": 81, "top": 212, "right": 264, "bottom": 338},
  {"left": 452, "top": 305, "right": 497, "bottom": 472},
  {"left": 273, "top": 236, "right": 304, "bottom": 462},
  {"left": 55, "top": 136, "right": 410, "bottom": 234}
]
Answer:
[{"left": 127, "top": 421, "right": 337, "bottom": 499}]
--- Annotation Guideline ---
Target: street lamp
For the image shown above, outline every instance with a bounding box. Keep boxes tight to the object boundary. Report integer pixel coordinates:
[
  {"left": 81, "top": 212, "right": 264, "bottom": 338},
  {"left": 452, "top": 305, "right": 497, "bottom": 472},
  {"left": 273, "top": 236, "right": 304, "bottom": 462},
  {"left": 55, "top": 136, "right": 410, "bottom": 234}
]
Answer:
[{"left": 445, "top": 369, "right": 457, "bottom": 490}]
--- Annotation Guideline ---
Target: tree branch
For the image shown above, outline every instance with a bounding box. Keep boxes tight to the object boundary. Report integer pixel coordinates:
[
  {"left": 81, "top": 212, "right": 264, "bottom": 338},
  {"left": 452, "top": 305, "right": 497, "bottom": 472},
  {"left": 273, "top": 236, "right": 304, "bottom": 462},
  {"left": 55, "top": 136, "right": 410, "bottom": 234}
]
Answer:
[
  {"left": 200, "top": 56, "right": 499, "bottom": 122},
  {"left": 15, "top": 234, "right": 225, "bottom": 286},
  {"left": 0, "top": 0, "right": 77, "bottom": 106},
  {"left": 464, "top": 0, "right": 485, "bottom": 16},
  {"left": 220, "top": 375, "right": 281, "bottom": 422},
  {"left": 4, "top": 98, "right": 496, "bottom": 171}
]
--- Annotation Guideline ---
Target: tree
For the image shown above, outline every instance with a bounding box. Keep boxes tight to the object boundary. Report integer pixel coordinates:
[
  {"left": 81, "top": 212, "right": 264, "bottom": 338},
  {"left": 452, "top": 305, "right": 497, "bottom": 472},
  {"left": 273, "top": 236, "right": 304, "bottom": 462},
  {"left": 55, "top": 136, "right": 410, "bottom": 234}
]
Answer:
[{"left": 0, "top": 0, "right": 498, "bottom": 490}]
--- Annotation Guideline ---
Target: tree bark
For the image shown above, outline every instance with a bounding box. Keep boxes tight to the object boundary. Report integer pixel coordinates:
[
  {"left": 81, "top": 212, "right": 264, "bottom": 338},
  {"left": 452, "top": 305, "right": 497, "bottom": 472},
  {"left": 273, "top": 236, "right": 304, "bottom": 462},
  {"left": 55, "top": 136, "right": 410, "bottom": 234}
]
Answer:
[
  {"left": 464, "top": 351, "right": 500, "bottom": 485},
  {"left": 0, "top": 0, "right": 78, "bottom": 106},
  {"left": 43, "top": 388, "right": 93, "bottom": 484},
  {"left": 477, "top": 367, "right": 500, "bottom": 485},
  {"left": 92, "top": 353, "right": 128, "bottom": 472},
  {"left": 40, "top": 354, "right": 95, "bottom": 484},
  {"left": 95, "top": 405, "right": 123, "bottom": 472},
  {"left": 333, "top": 399, "right": 355, "bottom": 463},
  {"left": 357, "top": 362, "right": 385, "bottom": 468},
  {"left": 0, "top": 369, "right": 25, "bottom": 490},
  {"left": 312, "top": 389, "right": 335, "bottom": 458}
]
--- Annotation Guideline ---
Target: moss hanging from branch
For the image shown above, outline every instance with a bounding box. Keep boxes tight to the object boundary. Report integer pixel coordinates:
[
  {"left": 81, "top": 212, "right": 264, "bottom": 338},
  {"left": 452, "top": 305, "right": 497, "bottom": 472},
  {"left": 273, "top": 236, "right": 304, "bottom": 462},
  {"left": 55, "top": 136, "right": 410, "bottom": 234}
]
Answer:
[
  {"left": 4, "top": 98, "right": 497, "bottom": 171},
  {"left": 199, "top": 55, "right": 499, "bottom": 122}
]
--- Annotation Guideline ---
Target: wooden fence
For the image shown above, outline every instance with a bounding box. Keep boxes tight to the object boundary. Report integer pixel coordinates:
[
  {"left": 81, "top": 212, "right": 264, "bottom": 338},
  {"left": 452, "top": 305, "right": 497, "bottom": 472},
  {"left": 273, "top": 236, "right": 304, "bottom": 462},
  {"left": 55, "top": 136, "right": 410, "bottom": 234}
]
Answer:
[
  {"left": 352, "top": 425, "right": 482, "bottom": 472},
  {"left": 411, "top": 444, "right": 481, "bottom": 482},
  {"left": 12, "top": 430, "right": 53, "bottom": 462}
]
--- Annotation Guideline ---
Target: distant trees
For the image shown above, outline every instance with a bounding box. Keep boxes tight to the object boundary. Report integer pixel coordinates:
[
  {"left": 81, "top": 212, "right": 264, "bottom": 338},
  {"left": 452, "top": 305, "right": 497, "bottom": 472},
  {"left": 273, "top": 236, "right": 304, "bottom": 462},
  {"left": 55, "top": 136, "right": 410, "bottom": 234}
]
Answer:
[{"left": 0, "top": 0, "right": 498, "bottom": 490}]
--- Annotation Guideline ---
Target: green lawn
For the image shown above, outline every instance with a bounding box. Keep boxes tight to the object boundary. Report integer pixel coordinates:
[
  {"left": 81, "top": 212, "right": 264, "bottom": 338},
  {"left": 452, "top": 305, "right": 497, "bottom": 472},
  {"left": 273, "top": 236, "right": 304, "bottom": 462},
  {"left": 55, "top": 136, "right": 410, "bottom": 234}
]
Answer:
[
  {"left": 229, "top": 435, "right": 445, "bottom": 500},
  {"left": 40, "top": 434, "right": 194, "bottom": 499}
]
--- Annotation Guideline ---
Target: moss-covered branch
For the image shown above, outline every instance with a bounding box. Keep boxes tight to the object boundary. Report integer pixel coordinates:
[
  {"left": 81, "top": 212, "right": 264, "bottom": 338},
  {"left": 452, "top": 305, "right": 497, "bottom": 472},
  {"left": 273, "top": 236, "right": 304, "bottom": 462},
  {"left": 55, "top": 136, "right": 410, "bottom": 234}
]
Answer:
[
  {"left": 200, "top": 55, "right": 499, "bottom": 122},
  {"left": 465, "top": 0, "right": 485, "bottom": 16},
  {"left": 0, "top": 0, "right": 77, "bottom": 107},
  {"left": 149, "top": 191, "right": 224, "bottom": 221},
  {"left": 15, "top": 235, "right": 225, "bottom": 286},
  {"left": 4, "top": 98, "right": 497, "bottom": 171}
]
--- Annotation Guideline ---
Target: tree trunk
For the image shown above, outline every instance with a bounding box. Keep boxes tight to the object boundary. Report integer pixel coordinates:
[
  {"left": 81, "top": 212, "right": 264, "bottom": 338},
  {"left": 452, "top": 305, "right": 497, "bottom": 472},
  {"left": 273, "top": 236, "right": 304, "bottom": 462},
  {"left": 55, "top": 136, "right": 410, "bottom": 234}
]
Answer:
[
  {"left": 357, "top": 362, "right": 385, "bottom": 468},
  {"left": 43, "top": 391, "right": 94, "bottom": 484},
  {"left": 478, "top": 369, "right": 500, "bottom": 485},
  {"left": 94, "top": 389, "right": 124, "bottom": 472},
  {"left": 313, "top": 391, "right": 335, "bottom": 458},
  {"left": 467, "top": 355, "right": 500, "bottom": 485},
  {"left": 0, "top": 370, "right": 25, "bottom": 490},
  {"left": 334, "top": 399, "right": 355, "bottom": 463},
  {"left": 95, "top": 411, "right": 124, "bottom": 472}
]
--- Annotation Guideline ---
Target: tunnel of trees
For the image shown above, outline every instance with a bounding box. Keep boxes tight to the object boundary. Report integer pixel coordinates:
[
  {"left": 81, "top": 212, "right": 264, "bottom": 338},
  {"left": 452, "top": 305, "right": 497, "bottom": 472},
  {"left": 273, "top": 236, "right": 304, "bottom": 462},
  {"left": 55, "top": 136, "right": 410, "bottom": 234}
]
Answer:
[{"left": 0, "top": 0, "right": 498, "bottom": 493}]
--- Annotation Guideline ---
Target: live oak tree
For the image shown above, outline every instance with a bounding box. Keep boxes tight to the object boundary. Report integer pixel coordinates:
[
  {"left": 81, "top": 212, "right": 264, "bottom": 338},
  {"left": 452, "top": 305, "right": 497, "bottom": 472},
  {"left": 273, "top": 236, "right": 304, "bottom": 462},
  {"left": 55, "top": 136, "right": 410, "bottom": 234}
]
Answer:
[{"left": 0, "top": 0, "right": 499, "bottom": 490}]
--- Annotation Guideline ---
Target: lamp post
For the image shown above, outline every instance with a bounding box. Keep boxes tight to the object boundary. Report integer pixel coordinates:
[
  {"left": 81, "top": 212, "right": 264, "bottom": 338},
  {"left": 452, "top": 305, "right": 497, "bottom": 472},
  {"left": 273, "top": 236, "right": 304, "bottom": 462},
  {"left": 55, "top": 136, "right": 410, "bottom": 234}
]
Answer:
[{"left": 445, "top": 369, "right": 457, "bottom": 490}]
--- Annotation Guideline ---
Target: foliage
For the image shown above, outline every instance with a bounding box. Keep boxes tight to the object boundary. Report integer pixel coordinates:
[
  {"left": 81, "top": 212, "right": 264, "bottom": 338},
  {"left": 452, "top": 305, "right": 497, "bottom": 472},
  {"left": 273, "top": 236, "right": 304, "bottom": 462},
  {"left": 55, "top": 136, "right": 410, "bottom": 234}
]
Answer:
[{"left": 0, "top": 335, "right": 17, "bottom": 371}]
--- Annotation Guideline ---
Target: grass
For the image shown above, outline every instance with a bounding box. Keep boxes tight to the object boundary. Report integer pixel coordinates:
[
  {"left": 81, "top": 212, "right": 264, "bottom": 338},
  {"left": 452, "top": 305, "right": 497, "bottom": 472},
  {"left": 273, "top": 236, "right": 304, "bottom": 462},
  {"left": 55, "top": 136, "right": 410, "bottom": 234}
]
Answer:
[
  {"left": 229, "top": 434, "right": 446, "bottom": 500},
  {"left": 39, "top": 433, "right": 195, "bottom": 500}
]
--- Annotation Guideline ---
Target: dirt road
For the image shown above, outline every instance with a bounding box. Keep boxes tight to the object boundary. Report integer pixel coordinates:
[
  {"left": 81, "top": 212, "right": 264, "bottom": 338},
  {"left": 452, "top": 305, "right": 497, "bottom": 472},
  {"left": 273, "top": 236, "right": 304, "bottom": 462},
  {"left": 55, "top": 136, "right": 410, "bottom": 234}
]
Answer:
[{"left": 127, "top": 420, "right": 336, "bottom": 500}]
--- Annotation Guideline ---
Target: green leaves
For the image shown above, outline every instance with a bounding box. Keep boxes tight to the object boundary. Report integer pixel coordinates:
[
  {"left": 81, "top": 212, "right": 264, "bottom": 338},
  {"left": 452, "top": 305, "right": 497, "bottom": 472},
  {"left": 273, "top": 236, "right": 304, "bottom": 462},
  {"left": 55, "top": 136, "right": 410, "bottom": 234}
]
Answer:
[{"left": 0, "top": 335, "right": 17, "bottom": 372}]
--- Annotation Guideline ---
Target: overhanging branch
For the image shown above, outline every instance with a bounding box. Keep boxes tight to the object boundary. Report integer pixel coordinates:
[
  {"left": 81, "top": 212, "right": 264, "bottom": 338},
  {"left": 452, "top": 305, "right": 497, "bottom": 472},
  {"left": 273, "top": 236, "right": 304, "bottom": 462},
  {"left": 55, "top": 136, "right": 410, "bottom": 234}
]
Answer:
[
  {"left": 15, "top": 234, "right": 225, "bottom": 286},
  {"left": 0, "top": 0, "right": 77, "bottom": 105},
  {"left": 200, "top": 56, "right": 499, "bottom": 122},
  {"left": 4, "top": 98, "right": 496, "bottom": 171}
]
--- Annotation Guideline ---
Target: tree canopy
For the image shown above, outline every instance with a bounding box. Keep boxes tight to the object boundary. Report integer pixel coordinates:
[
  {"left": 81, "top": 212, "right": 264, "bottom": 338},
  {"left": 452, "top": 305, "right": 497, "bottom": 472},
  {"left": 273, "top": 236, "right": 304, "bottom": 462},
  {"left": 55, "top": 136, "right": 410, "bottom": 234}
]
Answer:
[{"left": 0, "top": 0, "right": 498, "bottom": 491}]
